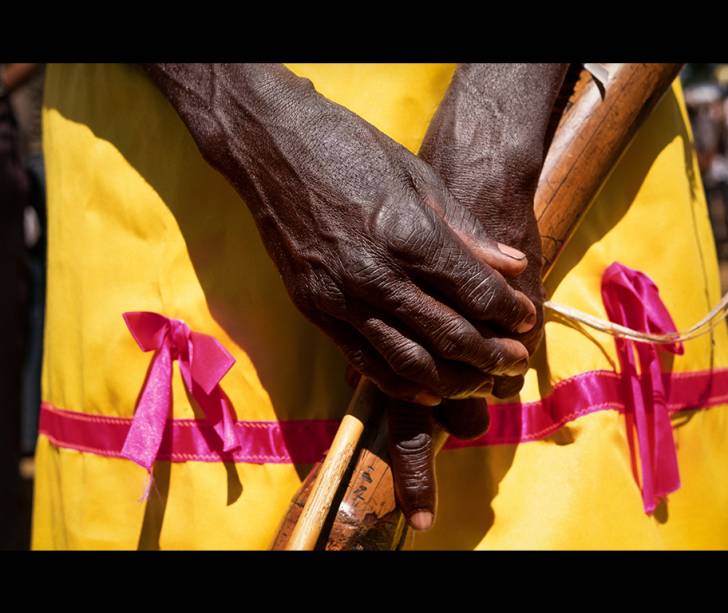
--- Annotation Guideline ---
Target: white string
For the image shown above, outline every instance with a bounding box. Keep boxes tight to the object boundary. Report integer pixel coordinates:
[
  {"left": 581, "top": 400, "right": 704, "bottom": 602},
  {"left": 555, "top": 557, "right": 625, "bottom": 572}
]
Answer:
[{"left": 543, "top": 290, "right": 728, "bottom": 344}]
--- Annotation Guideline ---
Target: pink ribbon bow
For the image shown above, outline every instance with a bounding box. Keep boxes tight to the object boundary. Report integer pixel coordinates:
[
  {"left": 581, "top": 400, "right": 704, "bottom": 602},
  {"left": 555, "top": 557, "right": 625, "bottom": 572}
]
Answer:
[
  {"left": 121, "top": 312, "right": 240, "bottom": 487},
  {"left": 601, "top": 263, "right": 684, "bottom": 515}
]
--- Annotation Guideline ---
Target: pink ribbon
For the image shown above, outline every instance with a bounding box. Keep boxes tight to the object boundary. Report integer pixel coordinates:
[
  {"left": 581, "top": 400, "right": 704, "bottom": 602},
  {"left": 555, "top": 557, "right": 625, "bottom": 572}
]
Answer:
[
  {"left": 601, "top": 263, "right": 684, "bottom": 515},
  {"left": 121, "top": 312, "right": 240, "bottom": 487}
]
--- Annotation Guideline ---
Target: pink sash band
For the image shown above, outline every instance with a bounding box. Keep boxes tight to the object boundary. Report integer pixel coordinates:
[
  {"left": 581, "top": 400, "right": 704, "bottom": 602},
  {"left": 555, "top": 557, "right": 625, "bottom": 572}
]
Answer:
[
  {"left": 37, "top": 264, "right": 727, "bottom": 514},
  {"left": 39, "top": 367, "right": 728, "bottom": 465}
]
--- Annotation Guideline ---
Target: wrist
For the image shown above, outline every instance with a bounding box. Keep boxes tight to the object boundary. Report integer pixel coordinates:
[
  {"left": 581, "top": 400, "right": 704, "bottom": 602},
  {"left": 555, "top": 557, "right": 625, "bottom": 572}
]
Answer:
[
  {"left": 422, "top": 64, "right": 570, "bottom": 244},
  {"left": 200, "top": 64, "right": 324, "bottom": 178},
  {"left": 451, "top": 63, "right": 568, "bottom": 157},
  {"left": 144, "top": 63, "right": 319, "bottom": 173}
]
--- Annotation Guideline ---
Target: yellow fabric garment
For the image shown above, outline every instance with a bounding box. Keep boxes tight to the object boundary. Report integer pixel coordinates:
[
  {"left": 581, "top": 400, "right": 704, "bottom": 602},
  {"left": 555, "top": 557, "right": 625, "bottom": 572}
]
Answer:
[{"left": 33, "top": 63, "right": 728, "bottom": 550}]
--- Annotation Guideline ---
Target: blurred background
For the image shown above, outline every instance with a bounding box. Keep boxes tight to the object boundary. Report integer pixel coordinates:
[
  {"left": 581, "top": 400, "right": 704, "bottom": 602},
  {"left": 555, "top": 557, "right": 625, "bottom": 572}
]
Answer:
[
  {"left": 1, "top": 63, "right": 727, "bottom": 551},
  {"left": 682, "top": 63, "right": 728, "bottom": 288},
  {"left": 1, "top": 62, "right": 45, "bottom": 551}
]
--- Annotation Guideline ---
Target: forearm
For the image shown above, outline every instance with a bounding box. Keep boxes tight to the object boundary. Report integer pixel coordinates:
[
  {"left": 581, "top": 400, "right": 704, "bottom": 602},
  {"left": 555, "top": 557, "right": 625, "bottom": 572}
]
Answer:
[
  {"left": 143, "top": 63, "right": 332, "bottom": 263},
  {"left": 451, "top": 63, "right": 568, "bottom": 144},
  {"left": 142, "top": 63, "right": 314, "bottom": 184},
  {"left": 420, "top": 63, "right": 569, "bottom": 245},
  {"left": 143, "top": 63, "right": 404, "bottom": 259}
]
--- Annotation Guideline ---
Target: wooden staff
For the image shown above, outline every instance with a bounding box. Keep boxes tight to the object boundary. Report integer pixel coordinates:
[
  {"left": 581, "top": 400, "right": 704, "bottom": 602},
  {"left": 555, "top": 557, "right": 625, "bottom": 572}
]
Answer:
[{"left": 276, "top": 63, "right": 684, "bottom": 551}]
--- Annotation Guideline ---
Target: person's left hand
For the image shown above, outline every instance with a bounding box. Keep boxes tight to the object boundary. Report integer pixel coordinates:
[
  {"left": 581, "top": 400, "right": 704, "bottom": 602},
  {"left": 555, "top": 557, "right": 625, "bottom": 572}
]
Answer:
[{"left": 386, "top": 63, "right": 570, "bottom": 531}]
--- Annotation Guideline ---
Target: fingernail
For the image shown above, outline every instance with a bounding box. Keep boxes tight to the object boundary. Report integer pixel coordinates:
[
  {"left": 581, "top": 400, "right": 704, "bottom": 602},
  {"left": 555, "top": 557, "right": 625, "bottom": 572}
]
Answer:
[
  {"left": 516, "top": 309, "right": 537, "bottom": 333},
  {"left": 414, "top": 392, "right": 442, "bottom": 406},
  {"left": 409, "top": 510, "right": 434, "bottom": 531},
  {"left": 497, "top": 242, "right": 526, "bottom": 260}
]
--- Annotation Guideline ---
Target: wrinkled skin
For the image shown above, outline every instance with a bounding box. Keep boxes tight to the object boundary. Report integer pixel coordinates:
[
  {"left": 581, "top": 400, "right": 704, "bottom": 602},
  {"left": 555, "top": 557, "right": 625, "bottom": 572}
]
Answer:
[
  {"left": 145, "top": 63, "right": 537, "bottom": 405},
  {"left": 144, "top": 63, "right": 567, "bottom": 533},
  {"left": 384, "top": 64, "right": 570, "bottom": 529}
]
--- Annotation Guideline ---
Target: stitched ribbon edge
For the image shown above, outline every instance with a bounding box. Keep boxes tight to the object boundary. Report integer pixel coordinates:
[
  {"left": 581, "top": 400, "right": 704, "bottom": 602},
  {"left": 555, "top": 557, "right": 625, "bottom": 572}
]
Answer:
[{"left": 38, "top": 367, "right": 728, "bottom": 464}]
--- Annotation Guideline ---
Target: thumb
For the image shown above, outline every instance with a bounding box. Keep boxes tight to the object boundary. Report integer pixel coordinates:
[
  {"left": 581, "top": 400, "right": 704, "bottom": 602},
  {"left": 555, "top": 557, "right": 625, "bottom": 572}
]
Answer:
[
  {"left": 433, "top": 189, "right": 529, "bottom": 279},
  {"left": 387, "top": 400, "right": 436, "bottom": 532},
  {"left": 454, "top": 228, "right": 529, "bottom": 279}
]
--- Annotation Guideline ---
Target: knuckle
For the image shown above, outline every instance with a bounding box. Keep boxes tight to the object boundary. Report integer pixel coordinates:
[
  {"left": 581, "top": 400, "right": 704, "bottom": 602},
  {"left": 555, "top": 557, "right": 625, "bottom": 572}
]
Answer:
[
  {"left": 371, "top": 193, "right": 442, "bottom": 259},
  {"left": 346, "top": 345, "right": 415, "bottom": 400},
  {"left": 295, "top": 271, "right": 346, "bottom": 316},
  {"left": 392, "top": 451, "right": 434, "bottom": 506},
  {"left": 431, "top": 320, "right": 469, "bottom": 359},
  {"left": 394, "top": 434, "right": 432, "bottom": 464},
  {"left": 342, "top": 253, "right": 392, "bottom": 292},
  {"left": 388, "top": 341, "right": 431, "bottom": 380},
  {"left": 463, "top": 274, "right": 499, "bottom": 318}
]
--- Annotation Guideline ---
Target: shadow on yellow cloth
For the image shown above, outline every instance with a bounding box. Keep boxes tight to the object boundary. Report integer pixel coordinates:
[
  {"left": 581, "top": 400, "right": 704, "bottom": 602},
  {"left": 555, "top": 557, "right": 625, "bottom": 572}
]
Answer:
[{"left": 33, "top": 64, "right": 728, "bottom": 550}]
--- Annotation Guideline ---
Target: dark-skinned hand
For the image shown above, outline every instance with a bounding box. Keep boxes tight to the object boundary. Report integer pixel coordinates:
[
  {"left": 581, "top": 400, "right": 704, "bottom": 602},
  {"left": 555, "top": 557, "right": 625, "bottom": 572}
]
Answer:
[
  {"left": 144, "top": 63, "right": 539, "bottom": 407},
  {"left": 383, "top": 63, "right": 570, "bottom": 531}
]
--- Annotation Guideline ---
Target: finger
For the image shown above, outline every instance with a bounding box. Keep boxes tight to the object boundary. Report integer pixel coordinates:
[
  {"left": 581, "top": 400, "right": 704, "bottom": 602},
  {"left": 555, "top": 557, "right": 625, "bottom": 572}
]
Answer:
[
  {"left": 362, "top": 282, "right": 530, "bottom": 377},
  {"left": 314, "top": 312, "right": 442, "bottom": 406},
  {"left": 455, "top": 232, "right": 529, "bottom": 279},
  {"left": 492, "top": 374, "right": 526, "bottom": 399},
  {"left": 420, "top": 187, "right": 528, "bottom": 278},
  {"left": 341, "top": 308, "right": 501, "bottom": 399},
  {"left": 434, "top": 397, "right": 491, "bottom": 440},
  {"left": 396, "top": 229, "right": 537, "bottom": 334},
  {"left": 387, "top": 399, "right": 436, "bottom": 531}
]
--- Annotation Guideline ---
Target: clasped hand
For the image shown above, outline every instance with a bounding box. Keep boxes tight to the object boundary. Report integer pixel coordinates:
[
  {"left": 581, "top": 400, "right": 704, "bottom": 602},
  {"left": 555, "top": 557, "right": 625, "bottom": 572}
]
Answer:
[{"left": 147, "top": 62, "right": 564, "bottom": 534}]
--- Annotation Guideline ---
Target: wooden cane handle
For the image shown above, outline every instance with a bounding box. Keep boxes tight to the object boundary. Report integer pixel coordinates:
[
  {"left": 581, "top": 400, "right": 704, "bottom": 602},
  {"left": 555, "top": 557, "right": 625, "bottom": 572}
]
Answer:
[
  {"left": 284, "top": 377, "right": 377, "bottom": 550},
  {"left": 537, "top": 63, "right": 683, "bottom": 273},
  {"left": 278, "top": 63, "right": 684, "bottom": 550}
]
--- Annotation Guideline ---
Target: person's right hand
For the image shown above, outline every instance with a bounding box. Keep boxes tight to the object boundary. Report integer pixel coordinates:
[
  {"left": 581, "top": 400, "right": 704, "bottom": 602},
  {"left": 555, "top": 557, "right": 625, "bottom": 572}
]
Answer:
[{"left": 144, "top": 64, "right": 538, "bottom": 405}]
